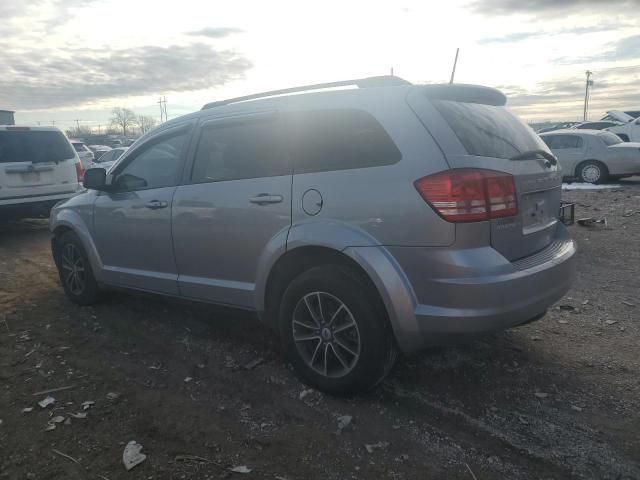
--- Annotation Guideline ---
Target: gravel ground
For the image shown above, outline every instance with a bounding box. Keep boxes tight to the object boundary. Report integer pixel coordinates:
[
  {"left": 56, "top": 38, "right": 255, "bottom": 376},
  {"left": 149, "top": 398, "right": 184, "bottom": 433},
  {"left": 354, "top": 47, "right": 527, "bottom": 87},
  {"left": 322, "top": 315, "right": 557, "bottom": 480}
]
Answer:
[{"left": 1, "top": 180, "right": 639, "bottom": 480}]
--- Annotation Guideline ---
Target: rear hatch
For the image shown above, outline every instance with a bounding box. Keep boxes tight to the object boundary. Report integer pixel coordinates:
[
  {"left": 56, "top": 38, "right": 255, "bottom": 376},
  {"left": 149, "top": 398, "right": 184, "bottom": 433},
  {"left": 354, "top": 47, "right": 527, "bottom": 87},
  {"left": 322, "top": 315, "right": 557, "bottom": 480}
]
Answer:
[
  {"left": 408, "top": 85, "right": 562, "bottom": 261},
  {"left": 0, "top": 128, "right": 79, "bottom": 201}
]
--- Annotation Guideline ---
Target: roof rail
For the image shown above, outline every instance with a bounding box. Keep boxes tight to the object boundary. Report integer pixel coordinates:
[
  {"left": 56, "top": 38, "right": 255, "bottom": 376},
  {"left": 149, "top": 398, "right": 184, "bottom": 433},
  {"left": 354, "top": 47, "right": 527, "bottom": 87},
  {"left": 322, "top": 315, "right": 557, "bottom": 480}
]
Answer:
[{"left": 201, "top": 75, "right": 411, "bottom": 110}]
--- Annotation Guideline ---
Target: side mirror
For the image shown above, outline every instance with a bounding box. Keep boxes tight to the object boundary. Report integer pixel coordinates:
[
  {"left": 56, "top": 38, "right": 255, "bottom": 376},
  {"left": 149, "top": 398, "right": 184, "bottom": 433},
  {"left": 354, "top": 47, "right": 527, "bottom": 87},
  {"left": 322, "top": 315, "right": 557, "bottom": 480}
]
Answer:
[{"left": 83, "top": 168, "right": 107, "bottom": 190}]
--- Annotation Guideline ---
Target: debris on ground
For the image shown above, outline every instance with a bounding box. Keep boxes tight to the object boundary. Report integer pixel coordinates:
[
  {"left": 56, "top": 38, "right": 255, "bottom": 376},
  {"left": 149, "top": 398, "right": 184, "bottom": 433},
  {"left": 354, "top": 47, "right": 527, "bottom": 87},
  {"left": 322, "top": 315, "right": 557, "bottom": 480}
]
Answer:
[
  {"left": 122, "top": 441, "right": 147, "bottom": 471},
  {"left": 81, "top": 401, "right": 95, "bottom": 410},
  {"left": 534, "top": 392, "right": 549, "bottom": 399},
  {"left": 21, "top": 407, "right": 34, "bottom": 414},
  {"left": 621, "top": 301, "right": 635, "bottom": 307},
  {"left": 37, "top": 396, "right": 55, "bottom": 408},
  {"left": 336, "top": 415, "right": 353, "bottom": 434},
  {"left": 230, "top": 465, "right": 252, "bottom": 474},
  {"left": 31, "top": 385, "right": 75, "bottom": 396},
  {"left": 365, "top": 441, "right": 389, "bottom": 454},
  {"left": 577, "top": 217, "right": 608, "bottom": 228},
  {"left": 69, "top": 412, "right": 87, "bottom": 419},
  {"left": 184, "top": 377, "right": 193, "bottom": 383},
  {"left": 243, "top": 357, "right": 265, "bottom": 370},
  {"left": 106, "top": 392, "right": 120, "bottom": 400},
  {"left": 299, "top": 388, "right": 314, "bottom": 400}
]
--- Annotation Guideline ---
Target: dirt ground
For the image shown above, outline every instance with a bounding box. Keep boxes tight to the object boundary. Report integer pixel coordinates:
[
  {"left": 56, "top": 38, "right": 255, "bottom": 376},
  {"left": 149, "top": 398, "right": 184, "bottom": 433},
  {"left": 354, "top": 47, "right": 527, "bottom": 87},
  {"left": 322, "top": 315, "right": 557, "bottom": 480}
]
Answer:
[{"left": 1, "top": 181, "right": 639, "bottom": 480}]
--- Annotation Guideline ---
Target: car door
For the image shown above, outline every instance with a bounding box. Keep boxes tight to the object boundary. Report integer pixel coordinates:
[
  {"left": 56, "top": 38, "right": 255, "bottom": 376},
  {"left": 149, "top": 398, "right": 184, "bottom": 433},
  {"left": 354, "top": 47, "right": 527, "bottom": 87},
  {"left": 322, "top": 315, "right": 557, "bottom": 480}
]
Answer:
[
  {"left": 172, "top": 112, "right": 292, "bottom": 308},
  {"left": 93, "top": 125, "right": 191, "bottom": 294}
]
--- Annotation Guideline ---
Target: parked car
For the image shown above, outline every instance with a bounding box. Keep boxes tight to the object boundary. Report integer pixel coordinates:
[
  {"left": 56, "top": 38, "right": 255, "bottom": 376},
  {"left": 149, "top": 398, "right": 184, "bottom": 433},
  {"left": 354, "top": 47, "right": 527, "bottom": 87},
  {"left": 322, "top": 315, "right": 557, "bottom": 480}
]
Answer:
[
  {"left": 540, "top": 129, "right": 640, "bottom": 183},
  {"left": 69, "top": 139, "right": 94, "bottom": 169},
  {"left": 90, "top": 146, "right": 128, "bottom": 170},
  {"left": 87, "top": 145, "right": 112, "bottom": 160},
  {"left": 537, "top": 122, "right": 581, "bottom": 133},
  {"left": 598, "top": 111, "right": 640, "bottom": 142},
  {"left": 601, "top": 110, "right": 640, "bottom": 121},
  {"left": 572, "top": 121, "right": 624, "bottom": 131},
  {"left": 49, "top": 77, "right": 576, "bottom": 393},
  {"left": 0, "top": 126, "right": 83, "bottom": 219}
]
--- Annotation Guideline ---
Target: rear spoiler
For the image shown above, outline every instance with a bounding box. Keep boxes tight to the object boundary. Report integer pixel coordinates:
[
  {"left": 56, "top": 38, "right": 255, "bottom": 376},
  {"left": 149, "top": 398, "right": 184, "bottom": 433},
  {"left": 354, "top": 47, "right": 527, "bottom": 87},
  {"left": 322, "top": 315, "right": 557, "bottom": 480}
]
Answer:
[{"left": 420, "top": 84, "right": 507, "bottom": 107}]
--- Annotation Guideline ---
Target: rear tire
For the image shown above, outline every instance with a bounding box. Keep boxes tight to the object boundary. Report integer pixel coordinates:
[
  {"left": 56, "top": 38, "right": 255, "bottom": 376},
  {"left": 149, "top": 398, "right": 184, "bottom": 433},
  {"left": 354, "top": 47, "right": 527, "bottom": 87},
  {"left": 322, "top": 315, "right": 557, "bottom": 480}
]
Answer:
[
  {"left": 279, "top": 265, "right": 397, "bottom": 395},
  {"left": 577, "top": 160, "right": 608, "bottom": 184},
  {"left": 53, "top": 231, "right": 101, "bottom": 305}
]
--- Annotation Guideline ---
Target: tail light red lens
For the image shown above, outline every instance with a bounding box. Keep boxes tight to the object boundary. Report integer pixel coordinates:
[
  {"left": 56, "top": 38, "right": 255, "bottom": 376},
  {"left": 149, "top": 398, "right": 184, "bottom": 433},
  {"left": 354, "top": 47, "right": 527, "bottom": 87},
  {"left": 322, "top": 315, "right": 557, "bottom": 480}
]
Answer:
[
  {"left": 414, "top": 169, "right": 518, "bottom": 222},
  {"left": 75, "top": 162, "right": 84, "bottom": 183}
]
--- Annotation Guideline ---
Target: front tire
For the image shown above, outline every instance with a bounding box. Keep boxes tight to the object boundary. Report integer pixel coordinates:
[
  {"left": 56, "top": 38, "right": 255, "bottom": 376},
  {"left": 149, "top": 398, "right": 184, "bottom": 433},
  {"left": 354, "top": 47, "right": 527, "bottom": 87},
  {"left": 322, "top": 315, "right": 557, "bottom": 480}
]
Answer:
[
  {"left": 53, "top": 231, "right": 100, "bottom": 305},
  {"left": 279, "top": 265, "right": 397, "bottom": 394},
  {"left": 577, "top": 160, "right": 608, "bottom": 184}
]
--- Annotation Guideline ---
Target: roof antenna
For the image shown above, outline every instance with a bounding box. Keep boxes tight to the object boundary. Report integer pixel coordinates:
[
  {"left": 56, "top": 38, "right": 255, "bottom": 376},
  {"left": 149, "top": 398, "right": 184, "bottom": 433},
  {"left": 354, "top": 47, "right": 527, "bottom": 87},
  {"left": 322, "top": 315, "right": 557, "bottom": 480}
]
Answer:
[{"left": 449, "top": 48, "right": 459, "bottom": 84}]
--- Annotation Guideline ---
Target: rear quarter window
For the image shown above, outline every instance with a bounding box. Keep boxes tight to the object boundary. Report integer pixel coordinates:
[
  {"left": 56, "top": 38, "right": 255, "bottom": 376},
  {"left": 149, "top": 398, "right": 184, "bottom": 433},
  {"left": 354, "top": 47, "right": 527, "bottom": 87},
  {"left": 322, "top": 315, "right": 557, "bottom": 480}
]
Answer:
[
  {"left": 0, "top": 131, "right": 75, "bottom": 163},
  {"left": 432, "top": 100, "right": 547, "bottom": 159},
  {"left": 286, "top": 109, "right": 401, "bottom": 174}
]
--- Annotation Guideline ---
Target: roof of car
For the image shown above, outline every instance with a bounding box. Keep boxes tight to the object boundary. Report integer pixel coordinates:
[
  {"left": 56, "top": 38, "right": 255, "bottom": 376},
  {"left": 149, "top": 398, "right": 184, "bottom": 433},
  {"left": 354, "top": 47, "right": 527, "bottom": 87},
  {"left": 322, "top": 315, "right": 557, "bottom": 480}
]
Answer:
[
  {"left": 541, "top": 129, "right": 605, "bottom": 136},
  {"left": 0, "top": 125, "right": 63, "bottom": 132}
]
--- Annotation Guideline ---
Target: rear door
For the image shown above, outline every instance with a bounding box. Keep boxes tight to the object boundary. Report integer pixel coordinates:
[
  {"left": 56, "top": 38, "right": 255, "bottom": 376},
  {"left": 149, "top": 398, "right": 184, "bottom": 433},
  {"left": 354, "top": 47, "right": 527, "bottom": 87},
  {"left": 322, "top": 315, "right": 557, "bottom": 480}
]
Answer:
[
  {"left": 408, "top": 87, "right": 563, "bottom": 261},
  {"left": 0, "top": 128, "right": 79, "bottom": 202},
  {"left": 172, "top": 112, "right": 292, "bottom": 308}
]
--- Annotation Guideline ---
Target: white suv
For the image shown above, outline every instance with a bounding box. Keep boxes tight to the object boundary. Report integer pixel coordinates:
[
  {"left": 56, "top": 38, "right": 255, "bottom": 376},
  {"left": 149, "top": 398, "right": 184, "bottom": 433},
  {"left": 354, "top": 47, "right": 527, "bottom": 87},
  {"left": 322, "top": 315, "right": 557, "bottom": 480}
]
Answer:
[
  {"left": 0, "top": 126, "right": 84, "bottom": 219},
  {"left": 69, "top": 139, "right": 95, "bottom": 169}
]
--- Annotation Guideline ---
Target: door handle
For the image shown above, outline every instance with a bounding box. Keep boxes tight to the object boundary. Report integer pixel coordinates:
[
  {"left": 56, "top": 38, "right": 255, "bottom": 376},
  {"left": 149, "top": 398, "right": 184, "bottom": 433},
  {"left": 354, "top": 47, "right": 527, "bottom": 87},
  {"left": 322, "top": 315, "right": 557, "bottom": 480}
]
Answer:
[
  {"left": 249, "top": 194, "right": 283, "bottom": 205},
  {"left": 145, "top": 200, "right": 168, "bottom": 209}
]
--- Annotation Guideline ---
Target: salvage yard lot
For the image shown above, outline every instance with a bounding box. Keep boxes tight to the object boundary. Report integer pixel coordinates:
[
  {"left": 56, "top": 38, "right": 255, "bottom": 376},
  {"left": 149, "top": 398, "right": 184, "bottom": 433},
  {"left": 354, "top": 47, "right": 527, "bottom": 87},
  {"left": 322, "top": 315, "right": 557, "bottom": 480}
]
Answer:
[{"left": 1, "top": 182, "right": 639, "bottom": 480}]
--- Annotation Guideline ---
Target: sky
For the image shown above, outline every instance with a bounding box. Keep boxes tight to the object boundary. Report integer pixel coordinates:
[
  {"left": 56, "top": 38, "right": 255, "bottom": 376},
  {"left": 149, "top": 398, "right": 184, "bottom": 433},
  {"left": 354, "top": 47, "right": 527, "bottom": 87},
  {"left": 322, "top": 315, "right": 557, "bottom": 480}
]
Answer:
[{"left": 1, "top": 0, "right": 639, "bottom": 131}]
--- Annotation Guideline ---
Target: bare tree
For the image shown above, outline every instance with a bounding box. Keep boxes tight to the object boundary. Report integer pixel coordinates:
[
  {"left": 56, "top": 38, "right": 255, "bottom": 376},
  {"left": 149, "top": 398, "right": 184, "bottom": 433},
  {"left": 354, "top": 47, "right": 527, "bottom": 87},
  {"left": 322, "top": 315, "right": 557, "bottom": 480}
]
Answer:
[
  {"left": 134, "top": 115, "right": 157, "bottom": 135},
  {"left": 109, "top": 108, "right": 136, "bottom": 136},
  {"left": 65, "top": 125, "right": 92, "bottom": 138}
]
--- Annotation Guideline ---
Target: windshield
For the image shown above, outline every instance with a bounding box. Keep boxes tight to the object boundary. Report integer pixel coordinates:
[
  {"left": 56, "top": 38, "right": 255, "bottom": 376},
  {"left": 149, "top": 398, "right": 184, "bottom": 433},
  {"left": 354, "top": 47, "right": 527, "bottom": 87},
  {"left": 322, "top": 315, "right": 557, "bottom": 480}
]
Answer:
[
  {"left": 0, "top": 130, "right": 75, "bottom": 163},
  {"left": 432, "top": 100, "right": 548, "bottom": 159},
  {"left": 600, "top": 132, "right": 623, "bottom": 146}
]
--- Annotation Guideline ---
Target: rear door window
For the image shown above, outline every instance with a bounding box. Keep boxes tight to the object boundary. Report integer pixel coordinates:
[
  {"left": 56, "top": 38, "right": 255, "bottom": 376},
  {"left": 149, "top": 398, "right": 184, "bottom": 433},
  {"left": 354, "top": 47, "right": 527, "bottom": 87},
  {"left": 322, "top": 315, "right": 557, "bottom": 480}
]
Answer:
[
  {"left": 543, "top": 135, "right": 582, "bottom": 149},
  {"left": 0, "top": 130, "right": 75, "bottom": 163},
  {"left": 431, "top": 100, "right": 547, "bottom": 159},
  {"left": 286, "top": 109, "right": 401, "bottom": 174},
  {"left": 191, "top": 118, "right": 289, "bottom": 183}
]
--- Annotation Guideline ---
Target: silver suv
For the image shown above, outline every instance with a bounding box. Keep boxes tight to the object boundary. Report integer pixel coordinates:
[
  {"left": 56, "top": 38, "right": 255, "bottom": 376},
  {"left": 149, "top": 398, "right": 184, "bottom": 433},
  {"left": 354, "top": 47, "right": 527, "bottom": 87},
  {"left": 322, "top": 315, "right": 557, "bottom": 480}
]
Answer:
[{"left": 50, "top": 76, "right": 576, "bottom": 393}]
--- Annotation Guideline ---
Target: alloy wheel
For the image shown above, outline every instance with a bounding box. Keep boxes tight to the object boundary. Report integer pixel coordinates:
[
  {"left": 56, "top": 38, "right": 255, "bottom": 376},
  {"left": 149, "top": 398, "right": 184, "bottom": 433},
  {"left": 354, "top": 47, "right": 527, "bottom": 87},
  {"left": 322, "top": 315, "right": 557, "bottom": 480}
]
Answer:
[
  {"left": 582, "top": 164, "right": 601, "bottom": 183},
  {"left": 291, "top": 291, "right": 361, "bottom": 378},
  {"left": 60, "top": 243, "right": 85, "bottom": 295}
]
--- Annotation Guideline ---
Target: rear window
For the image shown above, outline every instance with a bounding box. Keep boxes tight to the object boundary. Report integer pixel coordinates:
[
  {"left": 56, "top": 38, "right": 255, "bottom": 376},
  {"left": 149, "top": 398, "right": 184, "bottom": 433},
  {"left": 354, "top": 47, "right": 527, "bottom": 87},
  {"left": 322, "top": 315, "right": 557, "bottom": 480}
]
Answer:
[
  {"left": 0, "top": 130, "right": 75, "bottom": 163},
  {"left": 599, "top": 132, "right": 623, "bottom": 146},
  {"left": 542, "top": 135, "right": 583, "bottom": 149},
  {"left": 432, "top": 100, "right": 547, "bottom": 159},
  {"left": 286, "top": 109, "right": 401, "bottom": 173},
  {"left": 71, "top": 142, "right": 86, "bottom": 153}
]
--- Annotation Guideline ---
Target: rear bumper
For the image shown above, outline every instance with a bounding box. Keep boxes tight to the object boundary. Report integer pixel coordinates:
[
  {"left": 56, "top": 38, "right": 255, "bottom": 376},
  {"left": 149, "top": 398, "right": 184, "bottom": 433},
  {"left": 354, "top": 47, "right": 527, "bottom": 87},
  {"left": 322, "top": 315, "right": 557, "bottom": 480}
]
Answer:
[
  {"left": 0, "top": 192, "right": 79, "bottom": 219},
  {"left": 349, "top": 224, "right": 576, "bottom": 353}
]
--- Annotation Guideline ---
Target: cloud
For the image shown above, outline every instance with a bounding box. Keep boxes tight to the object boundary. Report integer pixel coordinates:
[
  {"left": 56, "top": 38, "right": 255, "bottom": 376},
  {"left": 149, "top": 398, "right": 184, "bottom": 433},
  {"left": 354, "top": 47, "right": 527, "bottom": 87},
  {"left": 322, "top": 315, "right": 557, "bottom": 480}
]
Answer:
[
  {"left": 0, "top": 43, "right": 252, "bottom": 110},
  {"left": 479, "top": 23, "right": 626, "bottom": 44},
  {"left": 186, "top": 27, "right": 244, "bottom": 38},
  {"left": 0, "top": 0, "right": 98, "bottom": 35},
  {"left": 555, "top": 35, "right": 640, "bottom": 64},
  {"left": 503, "top": 66, "right": 640, "bottom": 120},
  {"left": 468, "top": 0, "right": 640, "bottom": 16}
]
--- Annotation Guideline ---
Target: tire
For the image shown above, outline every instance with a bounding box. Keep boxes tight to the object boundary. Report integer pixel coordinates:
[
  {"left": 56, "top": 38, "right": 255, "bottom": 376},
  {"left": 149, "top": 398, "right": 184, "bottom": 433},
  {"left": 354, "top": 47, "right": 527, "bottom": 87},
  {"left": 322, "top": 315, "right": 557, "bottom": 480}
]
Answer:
[
  {"left": 577, "top": 160, "right": 608, "bottom": 184},
  {"left": 53, "top": 231, "right": 101, "bottom": 305},
  {"left": 279, "top": 264, "right": 397, "bottom": 394}
]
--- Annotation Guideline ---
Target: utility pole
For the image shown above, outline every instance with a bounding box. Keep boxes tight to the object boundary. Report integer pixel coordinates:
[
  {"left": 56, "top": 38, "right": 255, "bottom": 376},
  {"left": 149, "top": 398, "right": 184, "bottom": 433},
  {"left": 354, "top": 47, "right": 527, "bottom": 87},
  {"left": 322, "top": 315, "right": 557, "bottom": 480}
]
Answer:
[
  {"left": 450, "top": 48, "right": 460, "bottom": 84},
  {"left": 390, "top": 67, "right": 394, "bottom": 76},
  {"left": 158, "top": 96, "right": 168, "bottom": 123},
  {"left": 583, "top": 70, "right": 593, "bottom": 121}
]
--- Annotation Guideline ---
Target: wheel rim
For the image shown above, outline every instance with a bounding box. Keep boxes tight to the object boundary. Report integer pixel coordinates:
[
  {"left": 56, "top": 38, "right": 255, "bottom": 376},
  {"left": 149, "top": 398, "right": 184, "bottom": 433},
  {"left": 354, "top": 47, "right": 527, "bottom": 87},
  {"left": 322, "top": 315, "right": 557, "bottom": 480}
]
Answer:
[
  {"left": 582, "top": 164, "right": 601, "bottom": 183},
  {"left": 292, "top": 291, "right": 361, "bottom": 378},
  {"left": 60, "top": 243, "right": 85, "bottom": 295}
]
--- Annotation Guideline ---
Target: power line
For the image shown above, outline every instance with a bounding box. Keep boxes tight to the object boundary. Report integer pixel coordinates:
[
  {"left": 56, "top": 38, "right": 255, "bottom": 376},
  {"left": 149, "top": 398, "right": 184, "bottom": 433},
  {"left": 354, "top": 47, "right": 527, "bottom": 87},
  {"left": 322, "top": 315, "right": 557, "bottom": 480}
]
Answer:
[{"left": 158, "top": 96, "right": 168, "bottom": 122}]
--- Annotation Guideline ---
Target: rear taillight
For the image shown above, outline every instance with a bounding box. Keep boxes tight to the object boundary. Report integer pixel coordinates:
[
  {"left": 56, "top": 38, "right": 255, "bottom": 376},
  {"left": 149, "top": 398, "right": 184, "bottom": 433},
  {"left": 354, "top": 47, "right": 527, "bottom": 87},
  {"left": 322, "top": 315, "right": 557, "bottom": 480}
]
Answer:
[
  {"left": 75, "top": 162, "right": 84, "bottom": 183},
  {"left": 414, "top": 169, "right": 518, "bottom": 222}
]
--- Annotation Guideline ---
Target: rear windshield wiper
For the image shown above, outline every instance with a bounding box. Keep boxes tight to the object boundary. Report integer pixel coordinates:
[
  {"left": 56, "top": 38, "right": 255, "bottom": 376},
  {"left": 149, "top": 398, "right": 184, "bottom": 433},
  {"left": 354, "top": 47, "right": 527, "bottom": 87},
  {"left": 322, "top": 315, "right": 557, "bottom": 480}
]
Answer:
[{"left": 510, "top": 149, "right": 557, "bottom": 166}]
